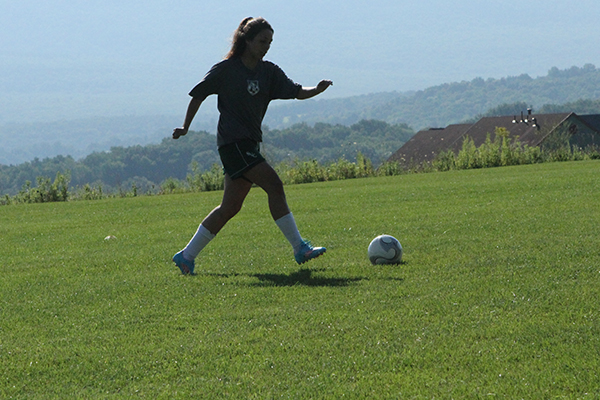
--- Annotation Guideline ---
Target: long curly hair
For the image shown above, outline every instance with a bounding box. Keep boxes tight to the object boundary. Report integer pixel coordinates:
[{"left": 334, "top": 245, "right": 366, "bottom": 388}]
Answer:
[{"left": 225, "top": 17, "right": 274, "bottom": 59}]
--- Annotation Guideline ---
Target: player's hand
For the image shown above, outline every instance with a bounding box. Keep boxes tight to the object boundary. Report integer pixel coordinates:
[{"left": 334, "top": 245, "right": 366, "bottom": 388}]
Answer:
[
  {"left": 172, "top": 127, "right": 188, "bottom": 139},
  {"left": 317, "top": 80, "right": 333, "bottom": 93}
]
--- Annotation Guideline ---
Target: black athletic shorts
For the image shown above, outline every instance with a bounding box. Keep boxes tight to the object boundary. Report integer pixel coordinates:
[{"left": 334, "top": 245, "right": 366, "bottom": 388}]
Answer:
[{"left": 218, "top": 139, "right": 266, "bottom": 180}]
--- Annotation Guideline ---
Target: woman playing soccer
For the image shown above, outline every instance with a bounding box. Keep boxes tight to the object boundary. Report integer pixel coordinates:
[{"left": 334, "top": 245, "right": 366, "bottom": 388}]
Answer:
[{"left": 172, "top": 17, "right": 333, "bottom": 274}]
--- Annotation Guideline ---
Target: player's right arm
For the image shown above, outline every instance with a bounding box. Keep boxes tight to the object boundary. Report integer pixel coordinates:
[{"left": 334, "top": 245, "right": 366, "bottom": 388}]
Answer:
[{"left": 173, "top": 95, "right": 207, "bottom": 139}]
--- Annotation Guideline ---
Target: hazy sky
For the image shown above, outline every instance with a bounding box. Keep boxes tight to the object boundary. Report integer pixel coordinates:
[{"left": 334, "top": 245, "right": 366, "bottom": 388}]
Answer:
[{"left": 2, "top": 0, "right": 599, "bottom": 123}]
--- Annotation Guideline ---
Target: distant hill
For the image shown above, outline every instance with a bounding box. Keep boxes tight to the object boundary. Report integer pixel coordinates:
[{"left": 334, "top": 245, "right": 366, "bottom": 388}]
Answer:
[
  {"left": 1, "top": 64, "right": 599, "bottom": 166},
  {"left": 265, "top": 64, "right": 600, "bottom": 129},
  {"left": 0, "top": 114, "right": 214, "bottom": 166}
]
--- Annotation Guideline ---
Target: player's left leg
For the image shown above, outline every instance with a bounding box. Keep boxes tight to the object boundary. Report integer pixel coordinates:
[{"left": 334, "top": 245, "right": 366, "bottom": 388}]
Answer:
[{"left": 243, "top": 162, "right": 326, "bottom": 264}]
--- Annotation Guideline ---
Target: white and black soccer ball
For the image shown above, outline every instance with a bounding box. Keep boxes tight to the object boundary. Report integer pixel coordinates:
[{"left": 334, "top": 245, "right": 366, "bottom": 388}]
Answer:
[{"left": 368, "top": 235, "right": 403, "bottom": 265}]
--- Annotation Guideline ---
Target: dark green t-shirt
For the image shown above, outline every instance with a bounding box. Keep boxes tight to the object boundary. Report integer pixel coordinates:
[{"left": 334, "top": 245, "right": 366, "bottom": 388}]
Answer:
[{"left": 189, "top": 57, "right": 301, "bottom": 147}]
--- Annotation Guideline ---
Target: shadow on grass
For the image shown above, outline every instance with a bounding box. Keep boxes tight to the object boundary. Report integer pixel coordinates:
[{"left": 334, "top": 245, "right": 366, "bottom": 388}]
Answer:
[
  {"left": 251, "top": 268, "right": 364, "bottom": 287},
  {"left": 206, "top": 268, "right": 365, "bottom": 287}
]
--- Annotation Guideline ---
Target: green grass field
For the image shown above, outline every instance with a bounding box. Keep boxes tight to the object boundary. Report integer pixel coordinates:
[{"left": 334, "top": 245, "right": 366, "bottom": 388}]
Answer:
[{"left": 2, "top": 160, "right": 599, "bottom": 399}]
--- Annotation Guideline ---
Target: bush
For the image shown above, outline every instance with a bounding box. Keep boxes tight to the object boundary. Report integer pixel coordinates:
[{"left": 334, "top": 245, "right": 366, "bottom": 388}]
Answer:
[
  {"left": 432, "top": 150, "right": 456, "bottom": 172},
  {"left": 432, "top": 129, "right": 599, "bottom": 172},
  {"left": 286, "top": 159, "right": 327, "bottom": 184},
  {"left": 161, "top": 177, "right": 185, "bottom": 194},
  {"left": 356, "top": 152, "right": 375, "bottom": 178},
  {"left": 327, "top": 158, "right": 358, "bottom": 181},
  {"left": 13, "top": 172, "right": 70, "bottom": 204},
  {"left": 186, "top": 162, "right": 224, "bottom": 192},
  {"left": 199, "top": 164, "right": 225, "bottom": 192},
  {"left": 72, "top": 183, "right": 105, "bottom": 201},
  {"left": 456, "top": 136, "right": 480, "bottom": 170},
  {"left": 478, "top": 134, "right": 501, "bottom": 167},
  {"left": 376, "top": 161, "right": 405, "bottom": 176}
]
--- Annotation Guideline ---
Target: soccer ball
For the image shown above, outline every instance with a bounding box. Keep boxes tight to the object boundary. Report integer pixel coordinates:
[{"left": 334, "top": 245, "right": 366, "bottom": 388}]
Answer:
[{"left": 368, "top": 235, "right": 403, "bottom": 265}]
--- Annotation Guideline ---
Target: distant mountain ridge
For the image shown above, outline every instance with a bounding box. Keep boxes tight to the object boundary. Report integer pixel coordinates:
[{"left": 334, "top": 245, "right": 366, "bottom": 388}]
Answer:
[
  {"left": 1, "top": 64, "right": 599, "bottom": 166},
  {"left": 265, "top": 64, "right": 600, "bottom": 129}
]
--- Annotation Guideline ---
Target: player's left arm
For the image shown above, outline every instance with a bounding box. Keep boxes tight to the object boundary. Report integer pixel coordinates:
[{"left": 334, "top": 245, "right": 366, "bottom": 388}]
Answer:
[{"left": 296, "top": 80, "right": 333, "bottom": 100}]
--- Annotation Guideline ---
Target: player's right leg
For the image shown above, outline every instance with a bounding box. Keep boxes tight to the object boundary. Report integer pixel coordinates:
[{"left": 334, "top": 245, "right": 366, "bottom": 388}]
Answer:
[{"left": 173, "top": 174, "right": 252, "bottom": 274}]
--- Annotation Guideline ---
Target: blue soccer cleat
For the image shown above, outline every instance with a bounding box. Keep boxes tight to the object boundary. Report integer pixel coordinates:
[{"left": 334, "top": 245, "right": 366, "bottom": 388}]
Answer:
[
  {"left": 294, "top": 240, "right": 326, "bottom": 265},
  {"left": 172, "top": 251, "right": 195, "bottom": 275}
]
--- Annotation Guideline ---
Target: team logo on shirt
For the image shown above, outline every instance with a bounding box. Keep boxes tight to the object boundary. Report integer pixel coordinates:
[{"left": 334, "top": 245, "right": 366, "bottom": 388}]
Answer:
[{"left": 247, "top": 80, "right": 260, "bottom": 96}]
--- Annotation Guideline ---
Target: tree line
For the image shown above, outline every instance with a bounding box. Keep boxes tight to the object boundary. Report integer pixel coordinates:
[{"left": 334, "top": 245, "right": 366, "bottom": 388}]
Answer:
[
  {"left": 0, "top": 120, "right": 414, "bottom": 197},
  {"left": 4, "top": 127, "right": 598, "bottom": 206}
]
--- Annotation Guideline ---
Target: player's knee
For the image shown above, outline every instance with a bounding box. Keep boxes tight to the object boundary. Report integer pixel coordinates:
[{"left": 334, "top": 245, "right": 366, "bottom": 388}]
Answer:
[
  {"left": 219, "top": 201, "right": 243, "bottom": 220},
  {"left": 264, "top": 176, "right": 285, "bottom": 197}
]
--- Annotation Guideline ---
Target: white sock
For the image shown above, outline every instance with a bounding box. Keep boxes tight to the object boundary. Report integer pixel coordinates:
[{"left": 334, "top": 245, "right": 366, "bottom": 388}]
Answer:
[
  {"left": 183, "top": 224, "right": 216, "bottom": 260},
  {"left": 275, "top": 213, "right": 303, "bottom": 252}
]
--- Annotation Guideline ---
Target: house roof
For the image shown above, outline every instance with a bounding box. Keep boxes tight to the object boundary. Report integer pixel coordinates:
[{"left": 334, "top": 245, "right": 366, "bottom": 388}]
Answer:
[
  {"left": 455, "top": 113, "right": 572, "bottom": 151},
  {"left": 387, "top": 124, "right": 470, "bottom": 167},
  {"left": 579, "top": 114, "right": 600, "bottom": 131}
]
